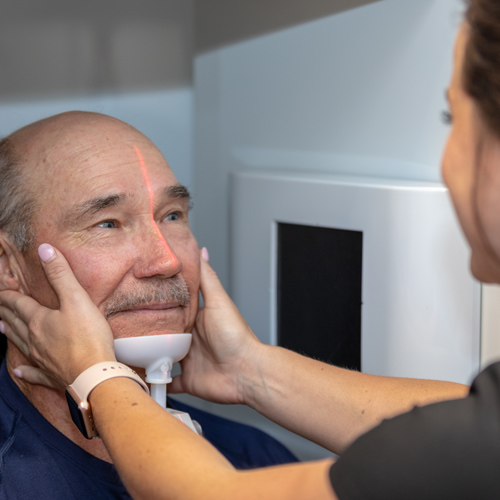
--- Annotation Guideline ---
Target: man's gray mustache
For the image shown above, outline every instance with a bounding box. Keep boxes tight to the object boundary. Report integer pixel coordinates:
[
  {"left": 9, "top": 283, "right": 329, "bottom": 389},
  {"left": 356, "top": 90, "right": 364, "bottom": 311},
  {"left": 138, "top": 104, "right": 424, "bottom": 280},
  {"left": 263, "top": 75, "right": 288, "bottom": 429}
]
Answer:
[{"left": 104, "top": 276, "right": 190, "bottom": 318}]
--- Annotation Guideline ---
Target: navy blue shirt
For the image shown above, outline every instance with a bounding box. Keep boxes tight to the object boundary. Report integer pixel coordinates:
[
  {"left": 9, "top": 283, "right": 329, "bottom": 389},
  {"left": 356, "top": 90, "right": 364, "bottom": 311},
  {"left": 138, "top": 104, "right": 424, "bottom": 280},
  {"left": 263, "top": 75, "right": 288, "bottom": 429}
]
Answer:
[{"left": 0, "top": 362, "right": 297, "bottom": 499}]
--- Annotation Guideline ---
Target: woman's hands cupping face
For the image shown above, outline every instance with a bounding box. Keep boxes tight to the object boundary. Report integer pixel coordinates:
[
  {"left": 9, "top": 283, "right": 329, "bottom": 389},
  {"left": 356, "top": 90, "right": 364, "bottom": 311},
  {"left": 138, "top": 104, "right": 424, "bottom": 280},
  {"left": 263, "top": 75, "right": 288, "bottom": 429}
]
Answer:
[{"left": 0, "top": 244, "right": 116, "bottom": 389}]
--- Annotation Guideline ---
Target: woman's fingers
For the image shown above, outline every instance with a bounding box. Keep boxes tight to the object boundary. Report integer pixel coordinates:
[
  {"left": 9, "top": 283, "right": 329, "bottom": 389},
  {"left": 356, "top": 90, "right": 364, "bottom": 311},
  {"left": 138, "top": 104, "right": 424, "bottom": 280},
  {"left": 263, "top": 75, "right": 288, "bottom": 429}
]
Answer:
[
  {"left": 199, "top": 248, "right": 238, "bottom": 312},
  {"left": 12, "top": 364, "right": 62, "bottom": 390},
  {"left": 0, "top": 244, "right": 117, "bottom": 389},
  {"left": 168, "top": 375, "right": 185, "bottom": 394},
  {"left": 0, "top": 299, "right": 33, "bottom": 356},
  {"left": 199, "top": 248, "right": 223, "bottom": 303},
  {"left": 0, "top": 316, "right": 29, "bottom": 358},
  {"left": 0, "top": 291, "right": 41, "bottom": 329}
]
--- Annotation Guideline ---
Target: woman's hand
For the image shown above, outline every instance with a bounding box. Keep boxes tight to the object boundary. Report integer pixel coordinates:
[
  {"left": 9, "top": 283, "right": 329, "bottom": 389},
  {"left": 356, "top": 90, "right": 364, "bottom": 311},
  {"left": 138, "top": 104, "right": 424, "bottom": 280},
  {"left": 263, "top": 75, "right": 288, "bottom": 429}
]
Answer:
[
  {"left": 169, "top": 248, "right": 264, "bottom": 405},
  {"left": 0, "top": 243, "right": 116, "bottom": 389}
]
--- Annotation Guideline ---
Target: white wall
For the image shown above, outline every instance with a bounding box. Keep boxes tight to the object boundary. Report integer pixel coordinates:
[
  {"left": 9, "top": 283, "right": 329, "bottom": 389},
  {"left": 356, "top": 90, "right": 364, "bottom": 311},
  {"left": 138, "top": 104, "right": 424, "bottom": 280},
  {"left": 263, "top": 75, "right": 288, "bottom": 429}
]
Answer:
[
  {"left": 0, "top": 90, "right": 193, "bottom": 188},
  {"left": 192, "top": 0, "right": 462, "bottom": 288}
]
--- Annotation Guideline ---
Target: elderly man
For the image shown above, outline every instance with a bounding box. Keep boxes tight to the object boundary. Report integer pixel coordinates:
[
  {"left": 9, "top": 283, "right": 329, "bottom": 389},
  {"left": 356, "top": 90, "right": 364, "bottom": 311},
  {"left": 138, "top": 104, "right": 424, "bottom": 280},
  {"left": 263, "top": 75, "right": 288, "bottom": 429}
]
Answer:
[{"left": 0, "top": 112, "right": 295, "bottom": 499}]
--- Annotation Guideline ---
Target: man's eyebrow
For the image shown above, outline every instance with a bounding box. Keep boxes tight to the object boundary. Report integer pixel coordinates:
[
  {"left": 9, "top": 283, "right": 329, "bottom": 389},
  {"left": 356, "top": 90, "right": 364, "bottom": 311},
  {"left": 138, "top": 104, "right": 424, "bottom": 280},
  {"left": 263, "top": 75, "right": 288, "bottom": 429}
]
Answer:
[
  {"left": 164, "top": 184, "right": 193, "bottom": 210},
  {"left": 63, "top": 193, "right": 124, "bottom": 225},
  {"left": 62, "top": 185, "right": 192, "bottom": 226}
]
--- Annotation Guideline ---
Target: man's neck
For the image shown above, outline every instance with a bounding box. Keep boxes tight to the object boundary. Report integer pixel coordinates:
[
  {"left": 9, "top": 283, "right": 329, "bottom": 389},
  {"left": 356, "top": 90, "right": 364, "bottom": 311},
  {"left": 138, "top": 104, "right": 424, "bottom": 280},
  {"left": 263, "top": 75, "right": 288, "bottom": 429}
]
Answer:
[{"left": 6, "top": 347, "right": 113, "bottom": 463}]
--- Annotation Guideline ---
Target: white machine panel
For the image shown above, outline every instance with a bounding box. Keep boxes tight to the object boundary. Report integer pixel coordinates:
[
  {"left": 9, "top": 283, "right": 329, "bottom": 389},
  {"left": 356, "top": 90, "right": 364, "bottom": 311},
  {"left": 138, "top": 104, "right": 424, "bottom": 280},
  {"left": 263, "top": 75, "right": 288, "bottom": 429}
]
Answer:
[{"left": 230, "top": 170, "right": 481, "bottom": 385}]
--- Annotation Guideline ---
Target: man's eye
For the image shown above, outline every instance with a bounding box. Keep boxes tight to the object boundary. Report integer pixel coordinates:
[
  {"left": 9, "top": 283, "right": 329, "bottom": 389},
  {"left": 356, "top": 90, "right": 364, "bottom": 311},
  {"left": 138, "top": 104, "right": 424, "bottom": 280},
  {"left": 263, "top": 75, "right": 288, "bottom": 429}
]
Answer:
[
  {"left": 164, "top": 213, "right": 180, "bottom": 222},
  {"left": 96, "top": 220, "right": 116, "bottom": 229}
]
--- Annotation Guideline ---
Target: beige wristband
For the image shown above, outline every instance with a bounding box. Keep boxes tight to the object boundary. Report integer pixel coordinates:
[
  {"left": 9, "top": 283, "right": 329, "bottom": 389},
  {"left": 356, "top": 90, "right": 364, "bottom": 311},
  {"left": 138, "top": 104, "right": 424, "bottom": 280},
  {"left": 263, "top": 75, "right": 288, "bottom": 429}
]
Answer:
[{"left": 67, "top": 361, "right": 150, "bottom": 403}]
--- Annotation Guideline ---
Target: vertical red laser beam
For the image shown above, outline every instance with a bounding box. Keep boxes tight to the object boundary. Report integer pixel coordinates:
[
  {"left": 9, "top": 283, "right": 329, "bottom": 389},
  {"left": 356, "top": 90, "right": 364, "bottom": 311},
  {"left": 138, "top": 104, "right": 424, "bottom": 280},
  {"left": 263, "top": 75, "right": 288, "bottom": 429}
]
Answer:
[{"left": 133, "top": 145, "right": 171, "bottom": 253}]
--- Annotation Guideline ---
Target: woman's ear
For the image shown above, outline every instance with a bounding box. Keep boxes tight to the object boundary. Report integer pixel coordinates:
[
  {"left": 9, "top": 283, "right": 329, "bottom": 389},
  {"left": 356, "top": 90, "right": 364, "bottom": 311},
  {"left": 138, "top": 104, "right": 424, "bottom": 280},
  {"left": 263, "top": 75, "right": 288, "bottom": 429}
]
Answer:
[{"left": 0, "top": 234, "right": 24, "bottom": 292}]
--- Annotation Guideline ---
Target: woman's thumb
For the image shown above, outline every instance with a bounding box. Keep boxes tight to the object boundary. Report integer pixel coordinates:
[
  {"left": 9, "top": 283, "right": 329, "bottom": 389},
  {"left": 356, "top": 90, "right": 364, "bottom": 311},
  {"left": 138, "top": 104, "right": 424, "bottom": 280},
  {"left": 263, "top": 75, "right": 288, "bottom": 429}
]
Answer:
[
  {"left": 37, "top": 244, "right": 83, "bottom": 305},
  {"left": 199, "top": 248, "right": 226, "bottom": 303}
]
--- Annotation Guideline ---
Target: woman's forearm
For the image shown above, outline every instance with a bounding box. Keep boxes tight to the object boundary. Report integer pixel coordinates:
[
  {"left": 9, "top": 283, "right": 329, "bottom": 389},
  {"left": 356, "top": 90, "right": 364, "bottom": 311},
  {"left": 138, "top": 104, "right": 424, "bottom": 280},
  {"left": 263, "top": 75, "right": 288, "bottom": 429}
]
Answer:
[
  {"left": 90, "top": 377, "right": 336, "bottom": 500},
  {"left": 90, "top": 378, "right": 233, "bottom": 500},
  {"left": 240, "top": 344, "right": 469, "bottom": 454}
]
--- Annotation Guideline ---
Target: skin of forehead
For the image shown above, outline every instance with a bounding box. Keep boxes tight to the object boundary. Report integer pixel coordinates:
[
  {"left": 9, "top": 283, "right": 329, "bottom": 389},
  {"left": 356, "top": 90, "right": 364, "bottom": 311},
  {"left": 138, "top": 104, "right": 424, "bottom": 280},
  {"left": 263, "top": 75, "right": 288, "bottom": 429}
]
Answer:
[
  {"left": 12, "top": 111, "right": 162, "bottom": 168},
  {"left": 14, "top": 110, "right": 137, "bottom": 150},
  {"left": 11, "top": 111, "right": 174, "bottom": 213}
]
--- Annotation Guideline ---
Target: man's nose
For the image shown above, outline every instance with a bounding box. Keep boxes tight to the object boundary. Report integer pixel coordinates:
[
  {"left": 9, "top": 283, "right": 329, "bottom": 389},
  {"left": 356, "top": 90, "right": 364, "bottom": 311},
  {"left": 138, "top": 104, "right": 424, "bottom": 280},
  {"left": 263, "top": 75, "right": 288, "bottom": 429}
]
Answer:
[{"left": 133, "top": 225, "right": 182, "bottom": 279}]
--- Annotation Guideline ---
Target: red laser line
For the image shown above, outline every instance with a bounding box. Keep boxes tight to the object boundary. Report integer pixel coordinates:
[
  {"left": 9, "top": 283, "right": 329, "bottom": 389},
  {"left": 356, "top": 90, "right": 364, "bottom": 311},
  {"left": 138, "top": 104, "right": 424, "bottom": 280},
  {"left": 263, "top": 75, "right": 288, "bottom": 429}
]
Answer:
[{"left": 133, "top": 145, "right": 172, "bottom": 256}]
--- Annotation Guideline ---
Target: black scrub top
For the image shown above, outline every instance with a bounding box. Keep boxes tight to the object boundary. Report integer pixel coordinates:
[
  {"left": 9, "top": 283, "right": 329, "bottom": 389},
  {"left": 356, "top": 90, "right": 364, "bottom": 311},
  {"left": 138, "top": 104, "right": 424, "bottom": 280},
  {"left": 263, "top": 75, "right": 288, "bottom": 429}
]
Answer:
[{"left": 329, "top": 361, "right": 500, "bottom": 500}]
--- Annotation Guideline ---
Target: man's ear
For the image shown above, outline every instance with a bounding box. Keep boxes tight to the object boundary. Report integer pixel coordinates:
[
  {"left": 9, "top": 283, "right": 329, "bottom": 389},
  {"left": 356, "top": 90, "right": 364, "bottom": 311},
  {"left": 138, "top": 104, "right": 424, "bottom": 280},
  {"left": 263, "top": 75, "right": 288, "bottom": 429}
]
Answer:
[{"left": 0, "top": 233, "right": 25, "bottom": 292}]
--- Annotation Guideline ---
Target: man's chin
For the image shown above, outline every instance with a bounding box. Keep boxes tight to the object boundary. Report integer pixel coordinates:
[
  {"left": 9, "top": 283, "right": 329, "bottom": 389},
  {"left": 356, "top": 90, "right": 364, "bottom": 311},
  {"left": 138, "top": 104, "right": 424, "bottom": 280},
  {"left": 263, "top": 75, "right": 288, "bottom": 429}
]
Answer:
[{"left": 107, "top": 309, "right": 188, "bottom": 340}]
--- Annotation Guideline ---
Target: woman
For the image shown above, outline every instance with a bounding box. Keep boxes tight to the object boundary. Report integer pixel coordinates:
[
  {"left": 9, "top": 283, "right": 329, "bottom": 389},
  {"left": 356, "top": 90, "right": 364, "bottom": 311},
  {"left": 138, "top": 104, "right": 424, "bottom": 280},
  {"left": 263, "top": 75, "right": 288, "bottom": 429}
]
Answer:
[{"left": 1, "top": 0, "right": 499, "bottom": 498}]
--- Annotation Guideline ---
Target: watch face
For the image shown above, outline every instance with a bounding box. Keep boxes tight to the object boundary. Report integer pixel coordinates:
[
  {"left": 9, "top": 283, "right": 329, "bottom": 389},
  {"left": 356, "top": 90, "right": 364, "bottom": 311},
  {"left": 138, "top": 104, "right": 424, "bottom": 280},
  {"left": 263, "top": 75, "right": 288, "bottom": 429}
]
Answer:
[{"left": 65, "top": 390, "right": 95, "bottom": 439}]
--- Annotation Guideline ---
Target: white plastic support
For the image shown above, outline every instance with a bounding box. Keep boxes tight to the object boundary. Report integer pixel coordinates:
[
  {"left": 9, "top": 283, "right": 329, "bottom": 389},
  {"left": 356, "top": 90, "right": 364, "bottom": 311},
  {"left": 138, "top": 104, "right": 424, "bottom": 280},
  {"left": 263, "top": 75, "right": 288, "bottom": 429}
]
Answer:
[{"left": 114, "top": 334, "right": 192, "bottom": 408}]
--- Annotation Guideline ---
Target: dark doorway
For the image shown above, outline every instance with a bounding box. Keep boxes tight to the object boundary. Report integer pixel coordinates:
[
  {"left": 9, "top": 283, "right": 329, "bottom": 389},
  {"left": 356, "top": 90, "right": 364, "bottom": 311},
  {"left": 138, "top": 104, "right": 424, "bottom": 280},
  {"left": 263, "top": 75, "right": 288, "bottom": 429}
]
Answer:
[{"left": 277, "top": 222, "right": 363, "bottom": 370}]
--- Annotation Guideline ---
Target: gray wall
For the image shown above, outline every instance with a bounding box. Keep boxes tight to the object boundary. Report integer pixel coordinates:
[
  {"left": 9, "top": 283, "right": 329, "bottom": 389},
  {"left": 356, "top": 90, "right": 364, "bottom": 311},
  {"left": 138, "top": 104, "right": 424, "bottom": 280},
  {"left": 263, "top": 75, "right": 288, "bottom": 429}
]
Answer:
[
  {"left": 0, "top": 0, "right": 193, "bottom": 100},
  {"left": 195, "top": 0, "right": 381, "bottom": 52},
  {"left": 0, "top": 1, "right": 194, "bottom": 186}
]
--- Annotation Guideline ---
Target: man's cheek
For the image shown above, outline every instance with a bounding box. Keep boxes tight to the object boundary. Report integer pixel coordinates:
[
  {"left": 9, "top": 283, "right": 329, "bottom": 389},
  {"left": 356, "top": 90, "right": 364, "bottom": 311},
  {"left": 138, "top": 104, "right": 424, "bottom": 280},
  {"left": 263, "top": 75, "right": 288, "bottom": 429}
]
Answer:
[
  {"left": 178, "top": 238, "right": 201, "bottom": 286},
  {"left": 65, "top": 253, "right": 112, "bottom": 305}
]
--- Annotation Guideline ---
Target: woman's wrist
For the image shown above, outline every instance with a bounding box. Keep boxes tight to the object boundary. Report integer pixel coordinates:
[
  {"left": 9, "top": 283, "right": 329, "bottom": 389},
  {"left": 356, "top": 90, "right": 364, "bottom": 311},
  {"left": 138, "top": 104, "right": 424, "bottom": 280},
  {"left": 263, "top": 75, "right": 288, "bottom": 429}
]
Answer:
[
  {"left": 67, "top": 353, "right": 118, "bottom": 386},
  {"left": 237, "top": 341, "right": 276, "bottom": 408}
]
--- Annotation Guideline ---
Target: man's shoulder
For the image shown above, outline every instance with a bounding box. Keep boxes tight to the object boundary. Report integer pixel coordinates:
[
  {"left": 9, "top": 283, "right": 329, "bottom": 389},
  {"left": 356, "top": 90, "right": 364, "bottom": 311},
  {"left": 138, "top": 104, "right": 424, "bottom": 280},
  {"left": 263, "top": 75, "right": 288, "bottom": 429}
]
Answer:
[
  {"left": 0, "top": 362, "right": 132, "bottom": 500},
  {"left": 0, "top": 409, "right": 132, "bottom": 500}
]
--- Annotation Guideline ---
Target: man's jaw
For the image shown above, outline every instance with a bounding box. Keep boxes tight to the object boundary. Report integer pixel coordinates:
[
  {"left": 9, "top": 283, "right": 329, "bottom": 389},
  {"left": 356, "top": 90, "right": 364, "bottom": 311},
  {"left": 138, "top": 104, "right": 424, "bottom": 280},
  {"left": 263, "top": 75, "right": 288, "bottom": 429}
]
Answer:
[{"left": 106, "top": 303, "right": 189, "bottom": 340}]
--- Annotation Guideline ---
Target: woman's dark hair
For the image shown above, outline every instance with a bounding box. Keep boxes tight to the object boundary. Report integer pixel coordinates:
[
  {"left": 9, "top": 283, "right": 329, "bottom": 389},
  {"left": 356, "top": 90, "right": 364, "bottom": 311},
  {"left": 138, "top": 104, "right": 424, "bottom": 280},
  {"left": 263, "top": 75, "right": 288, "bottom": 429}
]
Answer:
[{"left": 464, "top": 0, "right": 500, "bottom": 136}]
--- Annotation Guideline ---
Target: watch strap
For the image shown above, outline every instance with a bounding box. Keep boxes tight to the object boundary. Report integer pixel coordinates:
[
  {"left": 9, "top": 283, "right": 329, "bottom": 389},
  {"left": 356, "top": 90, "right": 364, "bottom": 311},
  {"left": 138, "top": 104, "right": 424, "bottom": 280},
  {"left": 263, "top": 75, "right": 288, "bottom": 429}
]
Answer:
[{"left": 68, "top": 361, "right": 150, "bottom": 403}]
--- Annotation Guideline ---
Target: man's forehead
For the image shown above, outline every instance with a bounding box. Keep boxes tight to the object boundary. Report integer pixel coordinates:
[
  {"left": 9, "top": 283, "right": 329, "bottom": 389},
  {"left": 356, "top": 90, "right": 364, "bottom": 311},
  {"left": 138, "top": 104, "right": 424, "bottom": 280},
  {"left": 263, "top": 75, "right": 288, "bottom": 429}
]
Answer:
[
  {"left": 17, "top": 113, "right": 163, "bottom": 177},
  {"left": 12, "top": 112, "right": 191, "bottom": 221},
  {"left": 28, "top": 128, "right": 174, "bottom": 195}
]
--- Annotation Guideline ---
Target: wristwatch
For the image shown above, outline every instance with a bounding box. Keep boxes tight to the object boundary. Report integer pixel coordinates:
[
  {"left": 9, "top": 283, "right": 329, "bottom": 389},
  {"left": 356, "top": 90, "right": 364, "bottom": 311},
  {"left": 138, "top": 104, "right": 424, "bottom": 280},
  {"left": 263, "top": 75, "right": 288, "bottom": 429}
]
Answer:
[{"left": 65, "top": 361, "right": 149, "bottom": 439}]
